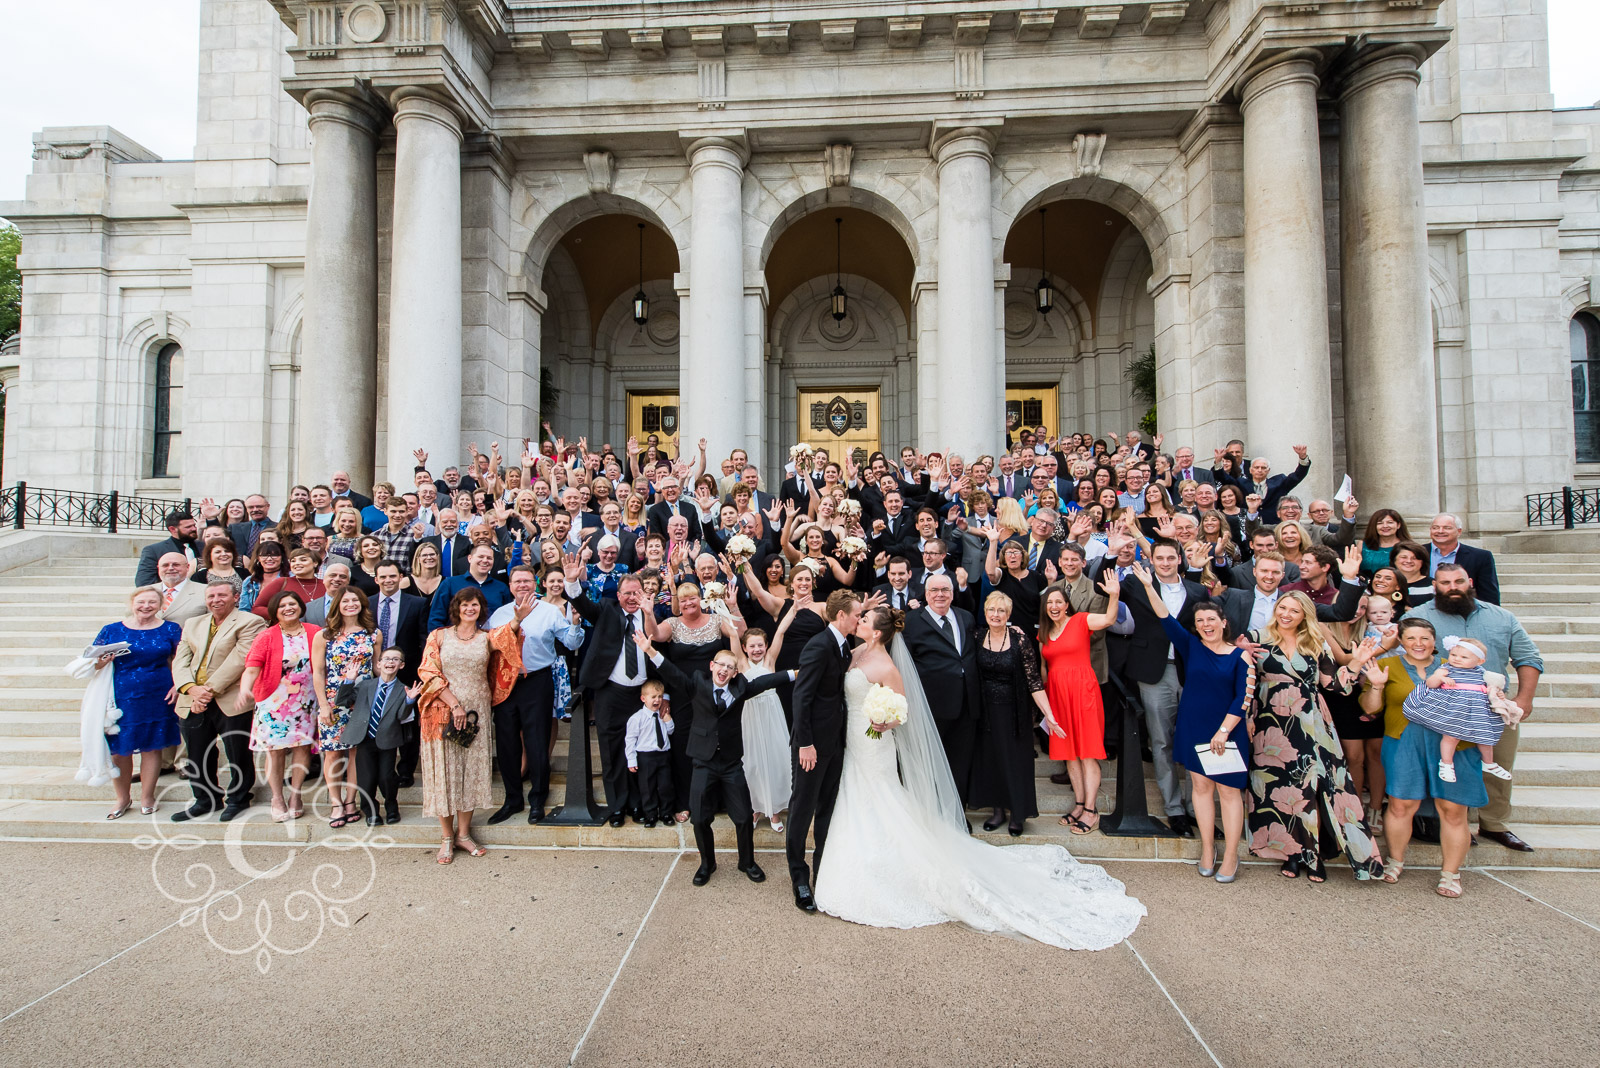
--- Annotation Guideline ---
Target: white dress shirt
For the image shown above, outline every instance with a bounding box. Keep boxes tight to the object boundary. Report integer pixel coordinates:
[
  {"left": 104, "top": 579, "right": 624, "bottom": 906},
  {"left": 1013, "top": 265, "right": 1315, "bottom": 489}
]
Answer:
[
  {"left": 624, "top": 706, "right": 675, "bottom": 766},
  {"left": 1249, "top": 587, "right": 1281, "bottom": 633},
  {"left": 1157, "top": 579, "right": 1187, "bottom": 659},
  {"left": 926, "top": 607, "right": 961, "bottom": 652}
]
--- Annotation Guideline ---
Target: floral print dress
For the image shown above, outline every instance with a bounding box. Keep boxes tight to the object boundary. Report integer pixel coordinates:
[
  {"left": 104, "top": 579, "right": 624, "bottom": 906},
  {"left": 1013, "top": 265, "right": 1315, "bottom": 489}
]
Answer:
[
  {"left": 319, "top": 628, "right": 377, "bottom": 752},
  {"left": 1245, "top": 640, "right": 1384, "bottom": 879},
  {"left": 251, "top": 629, "right": 318, "bottom": 752}
]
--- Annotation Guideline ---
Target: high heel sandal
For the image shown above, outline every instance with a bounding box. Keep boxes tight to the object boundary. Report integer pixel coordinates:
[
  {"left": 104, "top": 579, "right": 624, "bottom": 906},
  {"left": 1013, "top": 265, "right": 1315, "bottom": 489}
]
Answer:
[
  {"left": 1058, "top": 804, "right": 1085, "bottom": 830},
  {"left": 1069, "top": 806, "right": 1099, "bottom": 835},
  {"left": 436, "top": 838, "right": 454, "bottom": 865},
  {"left": 1280, "top": 859, "right": 1300, "bottom": 879},
  {"left": 455, "top": 836, "right": 486, "bottom": 858},
  {"left": 1306, "top": 858, "right": 1327, "bottom": 884}
]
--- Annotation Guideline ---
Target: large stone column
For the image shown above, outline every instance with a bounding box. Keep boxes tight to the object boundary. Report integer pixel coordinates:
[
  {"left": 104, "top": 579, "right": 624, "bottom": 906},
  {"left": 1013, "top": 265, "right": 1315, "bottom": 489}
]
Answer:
[
  {"left": 1340, "top": 46, "right": 1439, "bottom": 517},
  {"left": 1240, "top": 52, "right": 1334, "bottom": 474},
  {"left": 386, "top": 88, "right": 464, "bottom": 481},
  {"left": 934, "top": 126, "right": 1001, "bottom": 458},
  {"left": 299, "top": 90, "right": 380, "bottom": 485},
  {"left": 683, "top": 136, "right": 748, "bottom": 460}
]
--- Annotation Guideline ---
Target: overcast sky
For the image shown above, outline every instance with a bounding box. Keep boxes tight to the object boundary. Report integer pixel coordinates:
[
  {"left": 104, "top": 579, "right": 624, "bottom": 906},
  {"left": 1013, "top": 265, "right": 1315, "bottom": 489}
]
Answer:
[{"left": 1, "top": 0, "right": 1598, "bottom": 208}]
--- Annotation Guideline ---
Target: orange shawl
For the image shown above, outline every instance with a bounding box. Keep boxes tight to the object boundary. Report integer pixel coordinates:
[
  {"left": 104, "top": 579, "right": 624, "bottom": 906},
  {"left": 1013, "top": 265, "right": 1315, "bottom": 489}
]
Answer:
[{"left": 415, "top": 622, "right": 524, "bottom": 742}]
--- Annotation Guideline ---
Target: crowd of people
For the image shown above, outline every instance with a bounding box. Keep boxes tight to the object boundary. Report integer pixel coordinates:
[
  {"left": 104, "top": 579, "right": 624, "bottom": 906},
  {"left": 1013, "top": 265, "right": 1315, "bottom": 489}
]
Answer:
[{"left": 90, "top": 422, "right": 1542, "bottom": 893}]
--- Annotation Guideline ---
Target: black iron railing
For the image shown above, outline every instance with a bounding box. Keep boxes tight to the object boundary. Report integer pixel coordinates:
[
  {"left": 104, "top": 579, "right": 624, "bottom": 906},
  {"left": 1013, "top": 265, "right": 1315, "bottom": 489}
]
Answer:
[
  {"left": 1526, "top": 487, "right": 1600, "bottom": 529},
  {"left": 1, "top": 482, "right": 190, "bottom": 533}
]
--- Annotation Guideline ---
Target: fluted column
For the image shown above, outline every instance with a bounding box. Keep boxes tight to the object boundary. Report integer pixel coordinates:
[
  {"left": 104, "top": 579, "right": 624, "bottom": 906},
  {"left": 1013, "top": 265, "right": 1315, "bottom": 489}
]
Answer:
[
  {"left": 300, "top": 90, "right": 380, "bottom": 484},
  {"left": 1240, "top": 52, "right": 1334, "bottom": 471},
  {"left": 934, "top": 126, "right": 1000, "bottom": 458},
  {"left": 387, "top": 88, "right": 464, "bottom": 480},
  {"left": 1341, "top": 46, "right": 1439, "bottom": 517},
  {"left": 683, "top": 136, "right": 748, "bottom": 460}
]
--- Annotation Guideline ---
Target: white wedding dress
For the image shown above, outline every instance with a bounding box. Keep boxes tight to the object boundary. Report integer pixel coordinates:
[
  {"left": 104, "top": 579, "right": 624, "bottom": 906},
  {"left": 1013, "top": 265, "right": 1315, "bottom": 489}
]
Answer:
[{"left": 813, "top": 666, "right": 1146, "bottom": 951}]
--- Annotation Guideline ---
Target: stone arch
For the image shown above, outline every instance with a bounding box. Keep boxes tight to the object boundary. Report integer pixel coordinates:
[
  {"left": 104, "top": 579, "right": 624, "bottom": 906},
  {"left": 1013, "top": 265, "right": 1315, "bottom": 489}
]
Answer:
[
  {"left": 1562, "top": 279, "right": 1594, "bottom": 320},
  {"left": 996, "top": 166, "right": 1184, "bottom": 283},
  {"left": 1095, "top": 224, "right": 1154, "bottom": 343},
  {"left": 1003, "top": 269, "right": 1091, "bottom": 350},
  {"left": 754, "top": 185, "right": 925, "bottom": 272},
  {"left": 1430, "top": 258, "right": 1464, "bottom": 335},
  {"left": 595, "top": 279, "right": 682, "bottom": 363},
  {"left": 768, "top": 274, "right": 912, "bottom": 354},
  {"left": 517, "top": 186, "right": 687, "bottom": 283}
]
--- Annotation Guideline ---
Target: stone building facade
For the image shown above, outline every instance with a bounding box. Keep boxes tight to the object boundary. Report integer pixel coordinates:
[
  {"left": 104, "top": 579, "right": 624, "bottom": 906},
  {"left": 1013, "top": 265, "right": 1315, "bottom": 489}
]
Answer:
[{"left": 2, "top": 0, "right": 1598, "bottom": 530}]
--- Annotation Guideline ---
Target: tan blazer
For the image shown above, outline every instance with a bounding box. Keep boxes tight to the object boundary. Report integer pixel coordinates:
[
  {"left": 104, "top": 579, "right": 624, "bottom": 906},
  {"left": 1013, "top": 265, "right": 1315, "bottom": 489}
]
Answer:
[
  {"left": 171, "top": 609, "right": 267, "bottom": 718},
  {"left": 156, "top": 581, "right": 208, "bottom": 626}
]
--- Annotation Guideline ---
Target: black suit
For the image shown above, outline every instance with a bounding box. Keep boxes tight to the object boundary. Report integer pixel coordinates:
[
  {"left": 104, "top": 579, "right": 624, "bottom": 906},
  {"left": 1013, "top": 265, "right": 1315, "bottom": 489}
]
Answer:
[
  {"left": 581, "top": 525, "right": 640, "bottom": 571},
  {"left": 347, "top": 676, "right": 412, "bottom": 819},
  {"left": 422, "top": 533, "right": 477, "bottom": 582},
  {"left": 569, "top": 587, "right": 655, "bottom": 817},
  {"left": 1430, "top": 543, "right": 1500, "bottom": 605},
  {"left": 228, "top": 519, "right": 273, "bottom": 555},
  {"left": 1172, "top": 467, "right": 1215, "bottom": 487},
  {"left": 900, "top": 606, "right": 981, "bottom": 801},
  {"left": 869, "top": 513, "right": 918, "bottom": 559},
  {"left": 1214, "top": 578, "right": 1363, "bottom": 637},
  {"left": 647, "top": 499, "right": 702, "bottom": 540},
  {"left": 333, "top": 490, "right": 374, "bottom": 512},
  {"left": 653, "top": 656, "right": 788, "bottom": 872},
  {"left": 135, "top": 536, "right": 191, "bottom": 586},
  {"left": 995, "top": 471, "right": 1027, "bottom": 500},
  {"left": 873, "top": 583, "right": 918, "bottom": 612},
  {"left": 1119, "top": 574, "right": 1209, "bottom": 819},
  {"left": 786, "top": 626, "right": 851, "bottom": 888},
  {"left": 780, "top": 475, "right": 817, "bottom": 512}
]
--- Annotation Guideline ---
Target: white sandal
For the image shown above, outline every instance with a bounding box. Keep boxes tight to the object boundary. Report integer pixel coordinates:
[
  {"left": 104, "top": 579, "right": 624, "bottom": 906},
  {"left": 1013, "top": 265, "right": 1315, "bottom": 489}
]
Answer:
[
  {"left": 1436, "top": 871, "right": 1462, "bottom": 898},
  {"left": 1381, "top": 859, "right": 1403, "bottom": 884}
]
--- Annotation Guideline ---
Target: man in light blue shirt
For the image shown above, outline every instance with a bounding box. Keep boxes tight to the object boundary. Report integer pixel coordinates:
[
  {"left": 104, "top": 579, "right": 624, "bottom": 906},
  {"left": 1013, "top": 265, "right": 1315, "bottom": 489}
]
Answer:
[
  {"left": 1404, "top": 563, "right": 1543, "bottom": 852},
  {"left": 485, "top": 566, "right": 585, "bottom": 825}
]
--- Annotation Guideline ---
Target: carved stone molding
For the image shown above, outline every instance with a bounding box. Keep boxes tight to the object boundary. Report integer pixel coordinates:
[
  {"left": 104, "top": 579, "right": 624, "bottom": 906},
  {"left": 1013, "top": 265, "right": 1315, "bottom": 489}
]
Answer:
[
  {"left": 1073, "top": 132, "right": 1107, "bottom": 177},
  {"left": 1142, "top": 3, "right": 1188, "bottom": 35},
  {"left": 824, "top": 143, "right": 854, "bottom": 187},
  {"left": 821, "top": 20, "right": 857, "bottom": 52},
  {"left": 570, "top": 30, "right": 609, "bottom": 59},
  {"left": 698, "top": 60, "right": 727, "bottom": 110},
  {"left": 583, "top": 150, "right": 616, "bottom": 194},
  {"left": 954, "top": 15, "right": 992, "bottom": 46},
  {"left": 629, "top": 28, "right": 665, "bottom": 58},
  {"left": 887, "top": 16, "right": 923, "bottom": 48},
  {"left": 755, "top": 24, "right": 790, "bottom": 54},
  {"left": 690, "top": 26, "right": 725, "bottom": 57},
  {"left": 1079, "top": 6, "right": 1122, "bottom": 38},
  {"left": 1016, "top": 11, "right": 1057, "bottom": 43},
  {"left": 343, "top": 1, "right": 386, "bottom": 43},
  {"left": 956, "top": 47, "right": 985, "bottom": 100}
]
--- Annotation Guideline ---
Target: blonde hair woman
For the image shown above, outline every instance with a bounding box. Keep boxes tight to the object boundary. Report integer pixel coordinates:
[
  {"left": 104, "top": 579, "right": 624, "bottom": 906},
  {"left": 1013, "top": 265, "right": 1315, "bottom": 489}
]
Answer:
[
  {"left": 995, "top": 496, "right": 1028, "bottom": 540},
  {"left": 1244, "top": 590, "right": 1384, "bottom": 883}
]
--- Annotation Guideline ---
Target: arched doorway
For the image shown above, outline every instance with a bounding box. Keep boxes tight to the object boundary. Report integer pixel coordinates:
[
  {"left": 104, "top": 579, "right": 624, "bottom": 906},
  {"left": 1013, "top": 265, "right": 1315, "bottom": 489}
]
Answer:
[
  {"left": 761, "top": 205, "right": 916, "bottom": 472},
  {"left": 535, "top": 212, "right": 680, "bottom": 450},
  {"left": 1001, "top": 199, "right": 1152, "bottom": 440}
]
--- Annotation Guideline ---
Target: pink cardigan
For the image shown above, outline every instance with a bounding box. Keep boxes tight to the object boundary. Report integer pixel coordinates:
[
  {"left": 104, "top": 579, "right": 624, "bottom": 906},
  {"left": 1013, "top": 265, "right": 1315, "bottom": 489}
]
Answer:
[{"left": 245, "top": 623, "right": 322, "bottom": 702}]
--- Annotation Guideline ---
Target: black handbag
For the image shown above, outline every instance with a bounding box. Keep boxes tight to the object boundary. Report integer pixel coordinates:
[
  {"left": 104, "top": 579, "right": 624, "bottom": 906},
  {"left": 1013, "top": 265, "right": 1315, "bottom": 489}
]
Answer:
[{"left": 441, "top": 709, "right": 480, "bottom": 748}]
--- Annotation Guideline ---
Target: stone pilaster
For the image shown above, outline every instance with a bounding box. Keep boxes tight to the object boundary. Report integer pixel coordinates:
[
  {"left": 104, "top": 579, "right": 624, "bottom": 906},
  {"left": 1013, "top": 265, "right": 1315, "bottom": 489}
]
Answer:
[
  {"left": 1340, "top": 46, "right": 1440, "bottom": 518},
  {"left": 933, "top": 125, "right": 1001, "bottom": 457},
  {"left": 386, "top": 88, "right": 464, "bottom": 480},
  {"left": 683, "top": 135, "right": 749, "bottom": 461},
  {"left": 299, "top": 89, "right": 381, "bottom": 486},
  {"left": 1240, "top": 52, "right": 1334, "bottom": 477}
]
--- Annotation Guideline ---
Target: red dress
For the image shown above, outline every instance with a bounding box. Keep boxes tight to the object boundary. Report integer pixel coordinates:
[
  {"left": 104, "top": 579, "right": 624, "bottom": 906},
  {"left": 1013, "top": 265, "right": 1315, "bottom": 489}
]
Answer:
[{"left": 1041, "top": 614, "right": 1106, "bottom": 761}]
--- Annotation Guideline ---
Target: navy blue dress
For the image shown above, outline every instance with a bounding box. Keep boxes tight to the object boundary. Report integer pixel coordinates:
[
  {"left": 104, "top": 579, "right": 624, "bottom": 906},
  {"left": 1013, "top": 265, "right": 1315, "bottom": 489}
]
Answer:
[
  {"left": 96, "top": 621, "right": 183, "bottom": 757},
  {"left": 1160, "top": 616, "right": 1252, "bottom": 789}
]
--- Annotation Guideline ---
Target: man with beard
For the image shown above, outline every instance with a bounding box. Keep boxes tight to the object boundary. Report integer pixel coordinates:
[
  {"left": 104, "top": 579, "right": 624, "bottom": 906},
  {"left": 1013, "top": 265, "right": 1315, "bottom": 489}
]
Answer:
[
  {"left": 136, "top": 510, "right": 199, "bottom": 585},
  {"left": 1403, "top": 563, "right": 1543, "bottom": 852}
]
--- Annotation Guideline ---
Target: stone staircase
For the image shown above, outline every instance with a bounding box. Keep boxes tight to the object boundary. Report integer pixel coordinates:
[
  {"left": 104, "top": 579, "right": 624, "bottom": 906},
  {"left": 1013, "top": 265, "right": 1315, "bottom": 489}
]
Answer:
[{"left": 0, "top": 528, "right": 1595, "bottom": 866}]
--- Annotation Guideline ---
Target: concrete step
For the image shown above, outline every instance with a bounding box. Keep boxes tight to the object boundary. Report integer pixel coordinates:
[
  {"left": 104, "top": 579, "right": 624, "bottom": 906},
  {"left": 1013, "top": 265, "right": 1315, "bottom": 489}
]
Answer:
[
  {"left": 12, "top": 603, "right": 140, "bottom": 618},
  {"left": 0, "top": 712, "right": 77, "bottom": 738},
  {"left": 1521, "top": 618, "right": 1600, "bottom": 636},
  {"left": 1519, "top": 722, "right": 1600, "bottom": 751},
  {"left": 0, "top": 668, "right": 90, "bottom": 690},
  {"left": 0, "top": 576, "right": 142, "bottom": 589},
  {"left": 0, "top": 687, "right": 94, "bottom": 711},
  {"left": 0, "top": 631, "right": 108, "bottom": 650},
  {"left": 1526, "top": 633, "right": 1600, "bottom": 654},
  {"left": 0, "top": 590, "right": 139, "bottom": 604},
  {"left": 0, "top": 650, "right": 115, "bottom": 669},
  {"left": 1496, "top": 785, "right": 1600, "bottom": 825},
  {"left": 0, "top": 736, "right": 85, "bottom": 767},
  {"left": 1500, "top": 590, "right": 1600, "bottom": 608},
  {"left": 1512, "top": 752, "right": 1600, "bottom": 787},
  {"left": 1539, "top": 674, "right": 1600, "bottom": 699}
]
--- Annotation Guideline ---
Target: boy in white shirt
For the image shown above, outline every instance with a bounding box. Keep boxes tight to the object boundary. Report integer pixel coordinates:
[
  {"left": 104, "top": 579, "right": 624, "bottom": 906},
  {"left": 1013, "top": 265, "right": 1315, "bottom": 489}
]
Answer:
[{"left": 625, "top": 680, "right": 675, "bottom": 827}]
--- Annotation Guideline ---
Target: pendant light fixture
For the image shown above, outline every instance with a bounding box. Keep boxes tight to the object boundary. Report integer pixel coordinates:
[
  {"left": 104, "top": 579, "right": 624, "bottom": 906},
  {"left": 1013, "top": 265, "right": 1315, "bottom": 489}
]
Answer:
[
  {"left": 831, "top": 216, "right": 848, "bottom": 322},
  {"left": 632, "top": 222, "right": 649, "bottom": 325},
  {"left": 1035, "top": 206, "right": 1055, "bottom": 316}
]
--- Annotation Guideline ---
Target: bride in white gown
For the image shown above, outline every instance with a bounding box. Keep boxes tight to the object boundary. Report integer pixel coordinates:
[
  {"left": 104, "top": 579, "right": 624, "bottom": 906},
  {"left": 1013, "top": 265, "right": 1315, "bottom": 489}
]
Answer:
[{"left": 813, "top": 606, "right": 1146, "bottom": 951}]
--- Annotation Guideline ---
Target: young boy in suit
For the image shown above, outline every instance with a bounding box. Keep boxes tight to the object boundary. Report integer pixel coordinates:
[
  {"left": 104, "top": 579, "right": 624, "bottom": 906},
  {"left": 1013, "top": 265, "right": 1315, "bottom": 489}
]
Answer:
[
  {"left": 625, "top": 680, "right": 675, "bottom": 827},
  {"left": 342, "top": 648, "right": 419, "bottom": 826}
]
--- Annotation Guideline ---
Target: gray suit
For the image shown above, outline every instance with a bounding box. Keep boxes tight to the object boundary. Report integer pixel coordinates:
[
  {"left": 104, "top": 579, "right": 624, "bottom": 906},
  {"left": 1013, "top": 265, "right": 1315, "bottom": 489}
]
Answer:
[
  {"left": 341, "top": 675, "right": 413, "bottom": 749},
  {"left": 345, "top": 674, "right": 415, "bottom": 819}
]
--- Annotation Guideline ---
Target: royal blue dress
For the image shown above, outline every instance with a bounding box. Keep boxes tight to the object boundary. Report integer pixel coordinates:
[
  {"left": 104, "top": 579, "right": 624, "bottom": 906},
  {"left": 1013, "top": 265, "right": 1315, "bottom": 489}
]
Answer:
[
  {"left": 1160, "top": 616, "right": 1253, "bottom": 789},
  {"left": 95, "top": 621, "right": 183, "bottom": 757}
]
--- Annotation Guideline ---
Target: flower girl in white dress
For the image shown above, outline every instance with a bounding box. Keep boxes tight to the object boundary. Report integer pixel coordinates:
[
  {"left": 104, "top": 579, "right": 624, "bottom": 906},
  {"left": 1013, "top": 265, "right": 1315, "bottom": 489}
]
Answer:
[{"left": 733, "top": 606, "right": 798, "bottom": 832}]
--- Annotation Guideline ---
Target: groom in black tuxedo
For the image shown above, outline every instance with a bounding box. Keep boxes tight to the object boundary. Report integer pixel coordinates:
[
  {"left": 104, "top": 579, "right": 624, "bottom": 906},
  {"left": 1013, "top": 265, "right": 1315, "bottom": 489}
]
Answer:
[
  {"left": 898, "top": 572, "right": 980, "bottom": 804},
  {"left": 786, "top": 589, "right": 865, "bottom": 913},
  {"left": 638, "top": 635, "right": 796, "bottom": 885}
]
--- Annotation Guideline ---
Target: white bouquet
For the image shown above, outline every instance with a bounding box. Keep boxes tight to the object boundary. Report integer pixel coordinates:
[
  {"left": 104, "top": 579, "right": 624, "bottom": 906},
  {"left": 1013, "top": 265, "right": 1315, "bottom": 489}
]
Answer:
[
  {"left": 725, "top": 533, "right": 757, "bottom": 565},
  {"left": 795, "top": 557, "right": 824, "bottom": 575},
  {"left": 701, "top": 580, "right": 727, "bottom": 602},
  {"left": 862, "top": 683, "right": 908, "bottom": 739},
  {"left": 839, "top": 535, "right": 869, "bottom": 561},
  {"left": 789, "top": 443, "right": 814, "bottom": 460},
  {"left": 836, "top": 498, "right": 862, "bottom": 520}
]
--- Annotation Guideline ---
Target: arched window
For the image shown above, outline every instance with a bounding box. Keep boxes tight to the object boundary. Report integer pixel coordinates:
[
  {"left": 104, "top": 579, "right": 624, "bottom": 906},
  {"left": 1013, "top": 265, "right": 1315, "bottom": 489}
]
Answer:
[{"left": 152, "top": 341, "right": 183, "bottom": 478}]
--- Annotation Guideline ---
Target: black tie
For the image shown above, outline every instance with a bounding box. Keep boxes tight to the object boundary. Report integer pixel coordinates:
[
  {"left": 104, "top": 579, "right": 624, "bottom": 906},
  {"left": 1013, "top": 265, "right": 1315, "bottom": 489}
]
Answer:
[
  {"left": 624, "top": 614, "right": 639, "bottom": 677},
  {"left": 936, "top": 613, "right": 952, "bottom": 647},
  {"left": 653, "top": 714, "right": 665, "bottom": 749}
]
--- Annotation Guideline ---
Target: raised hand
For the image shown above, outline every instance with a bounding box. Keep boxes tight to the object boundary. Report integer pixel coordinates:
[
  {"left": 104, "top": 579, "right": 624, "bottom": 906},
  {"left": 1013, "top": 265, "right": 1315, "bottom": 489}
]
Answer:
[
  {"left": 1068, "top": 512, "right": 1094, "bottom": 543},
  {"left": 1292, "top": 444, "right": 1309, "bottom": 462},
  {"left": 697, "top": 437, "right": 708, "bottom": 454},
  {"left": 955, "top": 566, "right": 969, "bottom": 588},
  {"left": 1245, "top": 493, "right": 1262, "bottom": 514},
  {"left": 467, "top": 441, "right": 480, "bottom": 463},
  {"left": 1129, "top": 562, "right": 1153, "bottom": 586},
  {"left": 1343, "top": 495, "right": 1359, "bottom": 520},
  {"left": 1213, "top": 447, "right": 1225, "bottom": 465},
  {"left": 1155, "top": 515, "right": 1176, "bottom": 540},
  {"left": 1097, "top": 573, "right": 1121, "bottom": 599},
  {"left": 1152, "top": 433, "right": 1164, "bottom": 449},
  {"left": 561, "top": 550, "right": 584, "bottom": 584},
  {"left": 413, "top": 447, "right": 429, "bottom": 466},
  {"left": 630, "top": 628, "right": 656, "bottom": 658},
  {"left": 1339, "top": 544, "right": 1361, "bottom": 580},
  {"left": 1043, "top": 559, "right": 1059, "bottom": 583}
]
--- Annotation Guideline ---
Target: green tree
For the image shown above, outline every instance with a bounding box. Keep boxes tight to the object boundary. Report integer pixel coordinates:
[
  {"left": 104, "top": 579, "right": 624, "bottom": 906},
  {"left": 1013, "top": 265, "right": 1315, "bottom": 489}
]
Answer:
[
  {"left": 0, "top": 223, "right": 20, "bottom": 342},
  {"left": 1127, "top": 343, "right": 1157, "bottom": 435}
]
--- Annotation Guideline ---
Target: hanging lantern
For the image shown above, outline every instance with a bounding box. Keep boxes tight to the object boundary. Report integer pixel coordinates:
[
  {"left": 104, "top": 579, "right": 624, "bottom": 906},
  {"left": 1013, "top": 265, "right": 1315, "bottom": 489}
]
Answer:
[
  {"left": 1035, "top": 207, "right": 1055, "bottom": 315},
  {"left": 632, "top": 222, "right": 649, "bottom": 325},
  {"left": 831, "top": 216, "right": 848, "bottom": 322}
]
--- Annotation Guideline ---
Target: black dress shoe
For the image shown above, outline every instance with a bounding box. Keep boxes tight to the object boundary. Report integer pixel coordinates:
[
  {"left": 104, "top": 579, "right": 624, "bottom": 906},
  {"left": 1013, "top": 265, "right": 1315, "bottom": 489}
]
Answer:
[
  {"left": 1167, "top": 815, "right": 1195, "bottom": 838},
  {"left": 740, "top": 862, "right": 766, "bottom": 883},
  {"left": 1008, "top": 822, "right": 1025, "bottom": 837},
  {"left": 794, "top": 883, "right": 817, "bottom": 912},
  {"left": 982, "top": 810, "right": 1006, "bottom": 832},
  {"left": 1479, "top": 828, "right": 1535, "bottom": 853},
  {"left": 527, "top": 806, "right": 545, "bottom": 824},
  {"left": 641, "top": 818, "right": 657, "bottom": 828},
  {"left": 692, "top": 863, "right": 716, "bottom": 886},
  {"left": 486, "top": 802, "right": 523, "bottom": 825},
  {"left": 366, "top": 814, "right": 381, "bottom": 827},
  {"left": 608, "top": 812, "right": 626, "bottom": 828},
  {"left": 630, "top": 809, "right": 647, "bottom": 824},
  {"left": 218, "top": 804, "right": 248, "bottom": 822},
  {"left": 171, "top": 803, "right": 214, "bottom": 823},
  {"left": 396, "top": 776, "right": 415, "bottom": 790},
  {"left": 386, "top": 809, "right": 402, "bottom": 825},
  {"left": 1049, "top": 771, "right": 1072, "bottom": 786}
]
